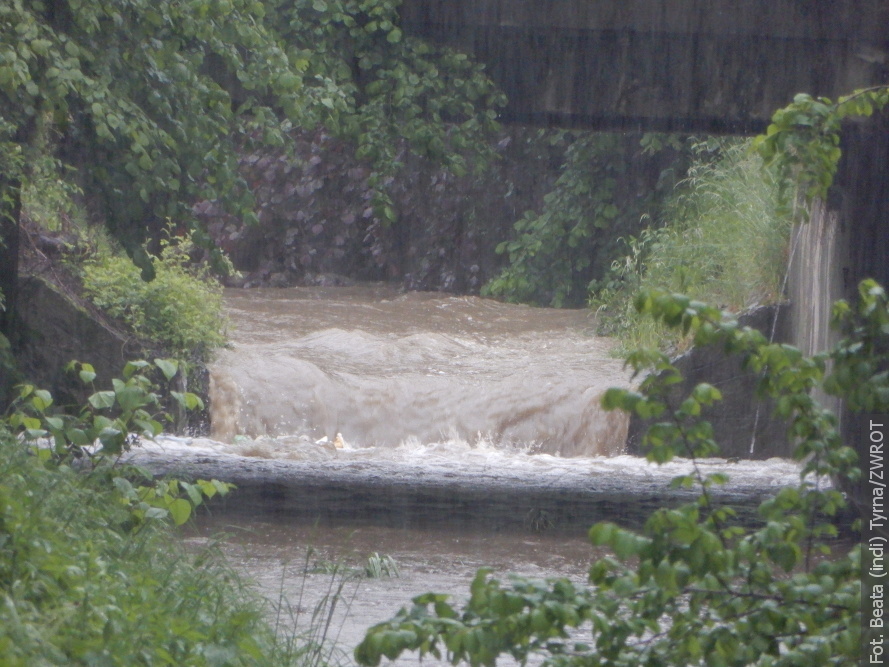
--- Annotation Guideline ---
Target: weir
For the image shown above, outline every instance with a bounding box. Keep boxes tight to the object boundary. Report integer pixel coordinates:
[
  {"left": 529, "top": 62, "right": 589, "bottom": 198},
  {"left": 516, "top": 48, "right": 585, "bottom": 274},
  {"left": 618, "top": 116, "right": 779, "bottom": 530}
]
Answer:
[
  {"left": 127, "top": 286, "right": 810, "bottom": 532},
  {"left": 207, "top": 286, "right": 628, "bottom": 457}
]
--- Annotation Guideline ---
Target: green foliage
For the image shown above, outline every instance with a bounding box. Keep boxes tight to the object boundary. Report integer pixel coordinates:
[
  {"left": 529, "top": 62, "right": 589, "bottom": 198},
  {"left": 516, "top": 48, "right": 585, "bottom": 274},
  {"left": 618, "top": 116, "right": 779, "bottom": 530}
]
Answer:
[
  {"left": 0, "top": 0, "right": 304, "bottom": 266},
  {"left": 0, "top": 0, "right": 504, "bottom": 275},
  {"left": 483, "top": 133, "right": 679, "bottom": 307},
  {"left": 4, "top": 358, "right": 203, "bottom": 461},
  {"left": 112, "top": 474, "right": 234, "bottom": 528},
  {"left": 0, "top": 358, "right": 296, "bottom": 665},
  {"left": 753, "top": 86, "right": 889, "bottom": 202},
  {"left": 364, "top": 552, "right": 400, "bottom": 579},
  {"left": 0, "top": 329, "right": 17, "bottom": 395},
  {"left": 264, "top": 0, "right": 505, "bottom": 219},
  {"left": 0, "top": 432, "right": 277, "bottom": 666},
  {"left": 81, "top": 232, "right": 227, "bottom": 360},
  {"left": 355, "top": 281, "right": 884, "bottom": 666},
  {"left": 592, "top": 138, "right": 792, "bottom": 353}
]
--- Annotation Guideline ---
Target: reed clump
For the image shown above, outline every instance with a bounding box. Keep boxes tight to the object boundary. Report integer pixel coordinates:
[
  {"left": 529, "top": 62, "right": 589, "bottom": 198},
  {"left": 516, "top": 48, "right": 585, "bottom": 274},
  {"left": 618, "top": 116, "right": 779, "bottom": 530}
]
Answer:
[{"left": 592, "top": 137, "right": 793, "bottom": 354}]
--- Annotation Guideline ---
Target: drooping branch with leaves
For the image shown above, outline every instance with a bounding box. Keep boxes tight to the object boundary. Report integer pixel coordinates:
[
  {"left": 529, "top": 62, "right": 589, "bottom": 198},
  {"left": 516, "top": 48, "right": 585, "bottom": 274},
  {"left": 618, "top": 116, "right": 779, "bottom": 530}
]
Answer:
[
  {"left": 753, "top": 86, "right": 889, "bottom": 203},
  {"left": 355, "top": 280, "right": 880, "bottom": 667}
]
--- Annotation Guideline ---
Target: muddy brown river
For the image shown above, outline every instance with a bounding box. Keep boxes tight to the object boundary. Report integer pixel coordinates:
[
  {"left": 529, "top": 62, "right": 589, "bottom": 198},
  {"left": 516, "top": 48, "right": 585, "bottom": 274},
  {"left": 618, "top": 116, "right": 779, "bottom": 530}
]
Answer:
[{"left": 130, "top": 285, "right": 807, "bottom": 665}]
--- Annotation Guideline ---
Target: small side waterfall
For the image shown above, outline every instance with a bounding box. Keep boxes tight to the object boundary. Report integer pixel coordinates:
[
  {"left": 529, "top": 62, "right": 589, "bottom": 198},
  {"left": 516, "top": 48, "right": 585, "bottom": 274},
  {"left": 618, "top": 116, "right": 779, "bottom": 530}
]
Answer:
[
  {"left": 786, "top": 200, "right": 846, "bottom": 360},
  {"left": 785, "top": 199, "right": 847, "bottom": 422}
]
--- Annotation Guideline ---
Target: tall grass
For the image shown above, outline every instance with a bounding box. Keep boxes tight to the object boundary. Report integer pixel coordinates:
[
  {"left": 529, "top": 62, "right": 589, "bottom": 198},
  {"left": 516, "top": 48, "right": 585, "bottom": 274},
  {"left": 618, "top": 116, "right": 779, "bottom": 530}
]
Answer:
[
  {"left": 243, "top": 542, "right": 401, "bottom": 666},
  {"left": 592, "top": 137, "right": 793, "bottom": 353},
  {"left": 0, "top": 435, "right": 313, "bottom": 666}
]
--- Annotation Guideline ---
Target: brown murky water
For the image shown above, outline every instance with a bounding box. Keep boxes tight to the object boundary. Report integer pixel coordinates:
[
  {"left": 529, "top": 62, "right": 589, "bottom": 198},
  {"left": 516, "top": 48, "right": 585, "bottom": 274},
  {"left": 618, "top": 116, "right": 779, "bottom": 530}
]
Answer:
[
  {"left": 154, "top": 285, "right": 806, "bottom": 665},
  {"left": 185, "top": 516, "right": 600, "bottom": 666},
  {"left": 209, "top": 285, "right": 629, "bottom": 457}
]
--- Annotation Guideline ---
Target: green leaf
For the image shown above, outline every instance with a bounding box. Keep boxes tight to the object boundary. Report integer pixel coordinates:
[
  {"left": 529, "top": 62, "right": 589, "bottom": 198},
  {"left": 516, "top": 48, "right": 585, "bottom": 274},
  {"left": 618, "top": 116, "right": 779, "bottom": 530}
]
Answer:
[
  {"left": 154, "top": 358, "right": 178, "bottom": 381},
  {"left": 144, "top": 507, "right": 169, "bottom": 521},
  {"left": 88, "top": 391, "right": 116, "bottom": 410},
  {"left": 123, "top": 360, "right": 150, "bottom": 379},
  {"left": 113, "top": 476, "right": 136, "bottom": 499},
  {"left": 44, "top": 416, "right": 64, "bottom": 431},
  {"left": 168, "top": 498, "right": 192, "bottom": 525},
  {"left": 182, "top": 482, "right": 203, "bottom": 508},
  {"left": 212, "top": 479, "right": 233, "bottom": 496},
  {"left": 198, "top": 479, "right": 218, "bottom": 498},
  {"left": 22, "top": 416, "right": 42, "bottom": 430},
  {"left": 66, "top": 428, "right": 90, "bottom": 446},
  {"left": 115, "top": 385, "right": 149, "bottom": 413},
  {"left": 172, "top": 391, "right": 204, "bottom": 411}
]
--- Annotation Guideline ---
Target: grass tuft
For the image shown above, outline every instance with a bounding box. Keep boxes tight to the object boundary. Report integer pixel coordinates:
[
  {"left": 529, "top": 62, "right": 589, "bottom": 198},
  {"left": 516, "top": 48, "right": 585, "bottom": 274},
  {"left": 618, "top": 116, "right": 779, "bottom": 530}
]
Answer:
[
  {"left": 592, "top": 137, "right": 793, "bottom": 353},
  {"left": 0, "top": 434, "right": 310, "bottom": 666}
]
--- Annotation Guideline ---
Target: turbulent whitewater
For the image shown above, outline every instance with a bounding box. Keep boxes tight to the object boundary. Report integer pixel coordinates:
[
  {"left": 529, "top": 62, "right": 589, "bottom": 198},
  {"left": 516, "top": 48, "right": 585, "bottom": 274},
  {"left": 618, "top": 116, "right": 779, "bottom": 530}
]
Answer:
[{"left": 208, "top": 284, "right": 630, "bottom": 457}]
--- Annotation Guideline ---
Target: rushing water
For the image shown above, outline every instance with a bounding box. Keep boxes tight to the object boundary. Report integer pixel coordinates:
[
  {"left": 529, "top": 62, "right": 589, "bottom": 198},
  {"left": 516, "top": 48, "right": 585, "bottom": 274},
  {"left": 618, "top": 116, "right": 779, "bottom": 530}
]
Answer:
[
  {"left": 144, "top": 284, "right": 808, "bottom": 665},
  {"left": 208, "top": 285, "right": 629, "bottom": 457}
]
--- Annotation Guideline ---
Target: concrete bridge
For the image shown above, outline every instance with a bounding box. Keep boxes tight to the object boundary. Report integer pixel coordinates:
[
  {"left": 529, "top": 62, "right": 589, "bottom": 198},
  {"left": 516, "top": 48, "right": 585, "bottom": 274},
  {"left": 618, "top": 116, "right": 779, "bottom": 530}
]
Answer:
[
  {"left": 401, "top": 0, "right": 889, "bottom": 133},
  {"left": 401, "top": 0, "right": 889, "bottom": 501},
  {"left": 400, "top": 0, "right": 889, "bottom": 351}
]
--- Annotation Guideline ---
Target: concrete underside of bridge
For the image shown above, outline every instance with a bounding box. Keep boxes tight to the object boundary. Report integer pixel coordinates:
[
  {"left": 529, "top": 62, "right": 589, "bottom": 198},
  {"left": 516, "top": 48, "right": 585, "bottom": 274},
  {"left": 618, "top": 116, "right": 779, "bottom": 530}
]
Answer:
[
  {"left": 401, "top": 0, "right": 889, "bottom": 133},
  {"left": 402, "top": 0, "right": 889, "bottom": 338},
  {"left": 402, "top": 1, "right": 888, "bottom": 506},
  {"left": 402, "top": 0, "right": 889, "bottom": 356}
]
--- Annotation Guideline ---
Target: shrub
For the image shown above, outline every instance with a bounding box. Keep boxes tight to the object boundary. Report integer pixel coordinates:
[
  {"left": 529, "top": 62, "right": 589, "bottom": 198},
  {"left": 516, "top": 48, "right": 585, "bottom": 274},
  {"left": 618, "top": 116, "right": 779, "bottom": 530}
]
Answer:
[
  {"left": 592, "top": 138, "right": 792, "bottom": 353},
  {"left": 483, "top": 132, "right": 681, "bottom": 308},
  {"left": 0, "top": 433, "right": 282, "bottom": 666},
  {"left": 354, "top": 280, "right": 881, "bottom": 667},
  {"left": 8, "top": 358, "right": 203, "bottom": 462},
  {"left": 81, "top": 233, "right": 227, "bottom": 361},
  {"left": 0, "top": 361, "right": 314, "bottom": 665}
]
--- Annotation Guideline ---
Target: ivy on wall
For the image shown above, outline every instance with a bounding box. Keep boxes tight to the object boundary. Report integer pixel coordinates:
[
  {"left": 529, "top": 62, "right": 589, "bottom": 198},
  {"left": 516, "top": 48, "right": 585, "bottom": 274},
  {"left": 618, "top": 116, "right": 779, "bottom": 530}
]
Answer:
[{"left": 753, "top": 86, "right": 889, "bottom": 203}]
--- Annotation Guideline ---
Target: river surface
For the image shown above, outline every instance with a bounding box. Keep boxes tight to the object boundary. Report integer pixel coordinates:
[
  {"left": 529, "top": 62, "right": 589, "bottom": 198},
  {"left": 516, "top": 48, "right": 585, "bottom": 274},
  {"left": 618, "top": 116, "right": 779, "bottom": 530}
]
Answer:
[
  {"left": 208, "top": 285, "right": 629, "bottom": 456},
  {"left": 155, "top": 284, "right": 808, "bottom": 665}
]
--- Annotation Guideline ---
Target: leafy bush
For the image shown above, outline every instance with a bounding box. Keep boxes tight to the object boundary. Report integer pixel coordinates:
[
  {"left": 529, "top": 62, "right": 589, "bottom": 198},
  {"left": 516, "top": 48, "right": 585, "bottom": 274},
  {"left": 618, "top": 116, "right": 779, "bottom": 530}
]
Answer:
[
  {"left": 354, "top": 280, "right": 882, "bottom": 667},
  {"left": 754, "top": 87, "right": 889, "bottom": 202},
  {"left": 0, "top": 360, "right": 326, "bottom": 665},
  {"left": 81, "top": 233, "right": 227, "bottom": 361},
  {"left": 7, "top": 358, "right": 202, "bottom": 463},
  {"left": 0, "top": 434, "right": 284, "bottom": 665},
  {"left": 483, "top": 133, "right": 681, "bottom": 307},
  {"left": 592, "top": 138, "right": 792, "bottom": 353}
]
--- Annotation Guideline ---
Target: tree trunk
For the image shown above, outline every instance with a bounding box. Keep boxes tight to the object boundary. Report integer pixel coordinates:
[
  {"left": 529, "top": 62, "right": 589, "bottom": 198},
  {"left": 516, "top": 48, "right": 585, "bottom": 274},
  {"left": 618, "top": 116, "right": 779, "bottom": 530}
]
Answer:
[
  {"left": 1, "top": 116, "right": 38, "bottom": 342},
  {"left": 0, "top": 174, "right": 22, "bottom": 341}
]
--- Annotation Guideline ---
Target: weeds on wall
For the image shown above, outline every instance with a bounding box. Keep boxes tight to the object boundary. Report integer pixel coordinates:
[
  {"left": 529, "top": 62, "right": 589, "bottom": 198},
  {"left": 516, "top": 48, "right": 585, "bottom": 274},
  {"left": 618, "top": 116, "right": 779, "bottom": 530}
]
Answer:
[
  {"left": 591, "top": 138, "right": 793, "bottom": 354},
  {"left": 80, "top": 230, "right": 228, "bottom": 363},
  {"left": 483, "top": 132, "right": 682, "bottom": 308}
]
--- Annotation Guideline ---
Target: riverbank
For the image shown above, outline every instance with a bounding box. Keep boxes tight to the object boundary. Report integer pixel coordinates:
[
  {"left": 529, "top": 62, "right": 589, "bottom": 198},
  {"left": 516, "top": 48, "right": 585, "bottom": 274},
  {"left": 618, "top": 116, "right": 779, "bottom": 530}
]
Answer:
[{"left": 0, "top": 435, "right": 300, "bottom": 665}]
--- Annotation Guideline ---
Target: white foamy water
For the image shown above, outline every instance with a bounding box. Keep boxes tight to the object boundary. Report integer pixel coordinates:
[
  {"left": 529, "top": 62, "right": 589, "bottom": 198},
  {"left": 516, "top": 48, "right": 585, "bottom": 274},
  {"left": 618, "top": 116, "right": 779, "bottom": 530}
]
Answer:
[
  {"left": 147, "top": 433, "right": 804, "bottom": 495},
  {"left": 209, "top": 285, "right": 629, "bottom": 457}
]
